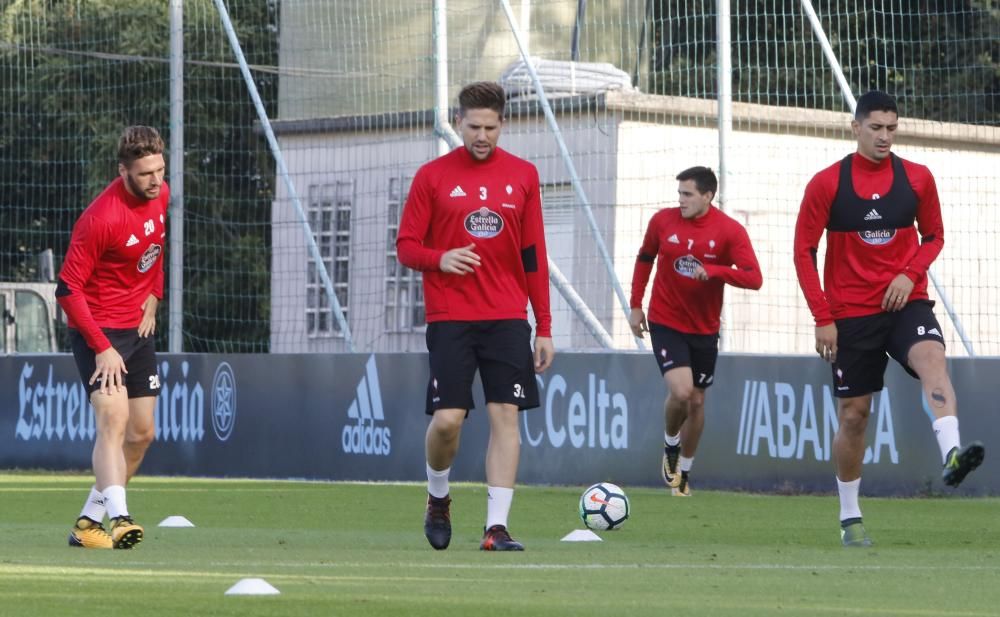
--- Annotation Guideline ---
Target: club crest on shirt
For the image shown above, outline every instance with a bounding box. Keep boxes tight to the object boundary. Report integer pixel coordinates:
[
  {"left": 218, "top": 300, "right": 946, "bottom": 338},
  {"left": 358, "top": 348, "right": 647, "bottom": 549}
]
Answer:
[
  {"left": 858, "top": 229, "right": 895, "bottom": 245},
  {"left": 673, "top": 254, "right": 703, "bottom": 278},
  {"left": 464, "top": 207, "right": 504, "bottom": 239},
  {"left": 138, "top": 243, "right": 162, "bottom": 273}
]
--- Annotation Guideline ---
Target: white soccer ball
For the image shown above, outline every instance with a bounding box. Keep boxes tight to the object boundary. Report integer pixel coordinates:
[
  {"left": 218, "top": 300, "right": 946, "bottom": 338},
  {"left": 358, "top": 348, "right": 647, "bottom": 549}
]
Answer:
[{"left": 579, "top": 482, "right": 630, "bottom": 531}]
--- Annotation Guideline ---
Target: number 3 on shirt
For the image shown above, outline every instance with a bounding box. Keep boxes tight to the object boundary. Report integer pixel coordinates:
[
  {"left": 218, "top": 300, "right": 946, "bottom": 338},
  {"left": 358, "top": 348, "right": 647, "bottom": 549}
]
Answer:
[{"left": 480, "top": 186, "right": 487, "bottom": 200}]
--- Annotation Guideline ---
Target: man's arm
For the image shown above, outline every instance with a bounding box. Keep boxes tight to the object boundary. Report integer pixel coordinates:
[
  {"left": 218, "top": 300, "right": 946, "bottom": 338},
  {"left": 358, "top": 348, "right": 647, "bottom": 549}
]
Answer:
[
  {"left": 630, "top": 213, "right": 660, "bottom": 310},
  {"left": 793, "top": 174, "right": 835, "bottom": 326},
  {"left": 903, "top": 164, "right": 945, "bottom": 282},
  {"left": 881, "top": 165, "right": 945, "bottom": 312},
  {"left": 150, "top": 185, "right": 170, "bottom": 302},
  {"left": 629, "top": 213, "right": 660, "bottom": 337},
  {"left": 56, "top": 213, "right": 113, "bottom": 353},
  {"left": 702, "top": 221, "right": 762, "bottom": 290},
  {"left": 794, "top": 172, "right": 839, "bottom": 362},
  {"left": 521, "top": 168, "right": 551, "bottom": 339},
  {"left": 396, "top": 167, "right": 446, "bottom": 272}
]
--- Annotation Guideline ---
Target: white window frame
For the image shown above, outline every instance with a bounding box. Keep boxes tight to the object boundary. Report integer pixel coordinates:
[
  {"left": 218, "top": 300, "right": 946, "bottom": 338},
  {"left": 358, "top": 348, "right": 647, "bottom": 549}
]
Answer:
[
  {"left": 306, "top": 181, "right": 353, "bottom": 337},
  {"left": 384, "top": 174, "right": 425, "bottom": 332}
]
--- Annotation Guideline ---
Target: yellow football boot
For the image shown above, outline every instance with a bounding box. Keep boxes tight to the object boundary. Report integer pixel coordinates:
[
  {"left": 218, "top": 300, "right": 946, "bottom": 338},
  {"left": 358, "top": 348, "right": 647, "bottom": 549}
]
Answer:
[
  {"left": 671, "top": 471, "right": 692, "bottom": 497},
  {"left": 68, "top": 517, "right": 113, "bottom": 549},
  {"left": 661, "top": 444, "right": 682, "bottom": 488},
  {"left": 110, "top": 516, "right": 144, "bottom": 549}
]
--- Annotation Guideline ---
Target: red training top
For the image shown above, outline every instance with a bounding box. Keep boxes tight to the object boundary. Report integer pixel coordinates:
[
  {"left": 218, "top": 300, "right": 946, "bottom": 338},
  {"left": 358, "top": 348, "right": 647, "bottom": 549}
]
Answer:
[
  {"left": 631, "top": 205, "right": 762, "bottom": 335},
  {"left": 794, "top": 153, "right": 943, "bottom": 325},
  {"left": 57, "top": 177, "right": 169, "bottom": 353},
  {"left": 397, "top": 146, "right": 552, "bottom": 336}
]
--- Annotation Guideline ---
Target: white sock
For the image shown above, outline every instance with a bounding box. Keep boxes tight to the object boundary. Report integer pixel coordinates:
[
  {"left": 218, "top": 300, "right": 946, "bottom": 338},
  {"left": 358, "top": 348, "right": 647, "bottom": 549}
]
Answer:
[
  {"left": 836, "top": 477, "right": 862, "bottom": 522},
  {"left": 102, "top": 485, "right": 129, "bottom": 520},
  {"left": 79, "top": 485, "right": 106, "bottom": 522},
  {"left": 932, "top": 416, "right": 961, "bottom": 464},
  {"left": 426, "top": 463, "right": 450, "bottom": 499},
  {"left": 679, "top": 456, "right": 694, "bottom": 472},
  {"left": 486, "top": 486, "right": 514, "bottom": 529},
  {"left": 664, "top": 432, "right": 680, "bottom": 447}
]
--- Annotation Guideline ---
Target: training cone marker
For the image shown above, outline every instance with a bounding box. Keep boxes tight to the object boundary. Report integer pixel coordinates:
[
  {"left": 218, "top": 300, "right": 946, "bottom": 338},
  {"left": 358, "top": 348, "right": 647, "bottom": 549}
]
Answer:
[
  {"left": 158, "top": 516, "right": 195, "bottom": 528},
  {"left": 225, "top": 578, "right": 280, "bottom": 596},
  {"left": 561, "top": 529, "right": 603, "bottom": 542}
]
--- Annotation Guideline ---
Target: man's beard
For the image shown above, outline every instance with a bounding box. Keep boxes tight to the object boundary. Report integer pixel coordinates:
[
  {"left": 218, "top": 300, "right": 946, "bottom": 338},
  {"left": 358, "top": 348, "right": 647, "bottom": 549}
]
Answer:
[{"left": 126, "top": 174, "right": 157, "bottom": 200}]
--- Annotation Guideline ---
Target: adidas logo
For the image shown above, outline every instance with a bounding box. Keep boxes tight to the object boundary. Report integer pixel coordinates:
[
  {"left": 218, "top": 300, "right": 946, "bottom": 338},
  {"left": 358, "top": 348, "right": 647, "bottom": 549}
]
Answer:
[
  {"left": 864, "top": 209, "right": 882, "bottom": 221},
  {"left": 667, "top": 234, "right": 680, "bottom": 244},
  {"left": 126, "top": 234, "right": 139, "bottom": 247},
  {"left": 928, "top": 327, "right": 941, "bottom": 337},
  {"left": 342, "top": 355, "right": 391, "bottom": 456},
  {"left": 450, "top": 185, "right": 466, "bottom": 198}
]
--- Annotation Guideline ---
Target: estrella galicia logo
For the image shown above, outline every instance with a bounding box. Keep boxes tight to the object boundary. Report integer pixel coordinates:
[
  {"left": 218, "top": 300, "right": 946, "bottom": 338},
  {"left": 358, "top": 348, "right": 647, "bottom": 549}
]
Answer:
[
  {"left": 137, "top": 243, "right": 162, "bottom": 273},
  {"left": 673, "top": 254, "right": 703, "bottom": 278},
  {"left": 211, "top": 362, "right": 236, "bottom": 441},
  {"left": 858, "top": 229, "right": 895, "bottom": 245},
  {"left": 464, "top": 207, "right": 504, "bottom": 239}
]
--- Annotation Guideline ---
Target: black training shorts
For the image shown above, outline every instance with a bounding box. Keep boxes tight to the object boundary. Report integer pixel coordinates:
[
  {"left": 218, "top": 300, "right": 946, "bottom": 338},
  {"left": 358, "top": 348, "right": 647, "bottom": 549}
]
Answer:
[
  {"left": 70, "top": 328, "right": 160, "bottom": 399},
  {"left": 424, "top": 319, "right": 539, "bottom": 414},
  {"left": 648, "top": 321, "right": 719, "bottom": 388},
  {"left": 832, "top": 300, "right": 944, "bottom": 398}
]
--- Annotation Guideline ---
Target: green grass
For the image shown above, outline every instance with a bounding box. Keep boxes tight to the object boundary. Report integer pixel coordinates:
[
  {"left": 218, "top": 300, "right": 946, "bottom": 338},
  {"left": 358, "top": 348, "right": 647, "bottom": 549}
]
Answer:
[{"left": 1, "top": 474, "right": 998, "bottom": 616}]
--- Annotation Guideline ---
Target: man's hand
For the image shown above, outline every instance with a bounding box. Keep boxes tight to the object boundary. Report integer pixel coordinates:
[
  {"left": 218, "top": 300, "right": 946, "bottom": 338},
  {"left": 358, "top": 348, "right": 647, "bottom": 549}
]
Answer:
[
  {"left": 628, "top": 308, "right": 648, "bottom": 338},
  {"left": 439, "top": 243, "right": 481, "bottom": 275},
  {"left": 91, "top": 347, "right": 127, "bottom": 396},
  {"left": 533, "top": 336, "right": 554, "bottom": 373},
  {"left": 881, "top": 273, "right": 915, "bottom": 312},
  {"left": 138, "top": 294, "right": 159, "bottom": 338},
  {"left": 815, "top": 323, "right": 838, "bottom": 363},
  {"left": 692, "top": 265, "right": 709, "bottom": 281}
]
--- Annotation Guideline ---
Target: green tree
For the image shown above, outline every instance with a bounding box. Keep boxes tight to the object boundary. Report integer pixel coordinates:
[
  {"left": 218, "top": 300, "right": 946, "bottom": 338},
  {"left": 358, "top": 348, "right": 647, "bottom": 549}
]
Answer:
[{"left": 650, "top": 0, "right": 999, "bottom": 125}]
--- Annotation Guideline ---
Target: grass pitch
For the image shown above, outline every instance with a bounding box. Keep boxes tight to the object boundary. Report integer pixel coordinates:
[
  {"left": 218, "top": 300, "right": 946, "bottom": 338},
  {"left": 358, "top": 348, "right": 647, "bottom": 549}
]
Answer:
[{"left": 0, "top": 474, "right": 997, "bottom": 616}]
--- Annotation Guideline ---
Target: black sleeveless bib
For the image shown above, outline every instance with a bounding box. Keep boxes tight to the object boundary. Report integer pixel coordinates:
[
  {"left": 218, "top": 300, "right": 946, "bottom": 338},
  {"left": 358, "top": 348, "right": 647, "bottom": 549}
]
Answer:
[{"left": 827, "top": 153, "right": 917, "bottom": 234}]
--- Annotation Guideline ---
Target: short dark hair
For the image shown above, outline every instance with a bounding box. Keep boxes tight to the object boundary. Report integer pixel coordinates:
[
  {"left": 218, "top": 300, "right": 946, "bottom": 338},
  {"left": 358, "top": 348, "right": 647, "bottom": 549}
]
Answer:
[
  {"left": 676, "top": 166, "right": 718, "bottom": 198},
  {"left": 118, "top": 126, "right": 164, "bottom": 166},
  {"left": 458, "top": 81, "right": 506, "bottom": 118},
  {"left": 854, "top": 91, "right": 898, "bottom": 121}
]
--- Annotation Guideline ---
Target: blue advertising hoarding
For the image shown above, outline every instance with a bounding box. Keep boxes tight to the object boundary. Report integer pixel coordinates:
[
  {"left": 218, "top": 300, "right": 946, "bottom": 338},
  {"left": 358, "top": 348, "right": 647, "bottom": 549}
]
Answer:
[{"left": 2, "top": 352, "right": 996, "bottom": 495}]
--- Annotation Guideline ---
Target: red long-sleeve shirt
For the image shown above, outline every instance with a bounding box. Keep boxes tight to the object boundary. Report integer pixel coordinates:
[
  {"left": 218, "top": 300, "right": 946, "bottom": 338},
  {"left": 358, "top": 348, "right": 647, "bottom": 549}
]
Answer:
[
  {"left": 794, "top": 153, "right": 943, "bottom": 325},
  {"left": 57, "top": 177, "right": 169, "bottom": 353},
  {"left": 396, "top": 146, "right": 551, "bottom": 336},
  {"left": 631, "top": 205, "right": 762, "bottom": 335}
]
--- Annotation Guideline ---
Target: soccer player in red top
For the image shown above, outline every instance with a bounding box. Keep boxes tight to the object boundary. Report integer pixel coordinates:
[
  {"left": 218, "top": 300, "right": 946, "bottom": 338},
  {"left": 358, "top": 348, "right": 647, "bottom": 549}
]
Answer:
[
  {"left": 630, "top": 166, "right": 762, "bottom": 497},
  {"left": 794, "top": 91, "right": 984, "bottom": 547},
  {"left": 58, "top": 126, "right": 169, "bottom": 550},
  {"left": 397, "top": 81, "right": 554, "bottom": 551}
]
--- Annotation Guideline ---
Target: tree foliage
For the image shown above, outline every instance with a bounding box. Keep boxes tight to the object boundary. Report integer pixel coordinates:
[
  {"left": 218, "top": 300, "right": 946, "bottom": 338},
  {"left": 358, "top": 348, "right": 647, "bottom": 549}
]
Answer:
[{"left": 650, "top": 0, "right": 999, "bottom": 125}]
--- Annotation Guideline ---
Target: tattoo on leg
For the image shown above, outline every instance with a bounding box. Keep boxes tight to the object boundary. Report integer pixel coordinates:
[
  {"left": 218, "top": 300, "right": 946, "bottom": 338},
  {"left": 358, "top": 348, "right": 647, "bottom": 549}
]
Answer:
[{"left": 931, "top": 389, "right": 946, "bottom": 407}]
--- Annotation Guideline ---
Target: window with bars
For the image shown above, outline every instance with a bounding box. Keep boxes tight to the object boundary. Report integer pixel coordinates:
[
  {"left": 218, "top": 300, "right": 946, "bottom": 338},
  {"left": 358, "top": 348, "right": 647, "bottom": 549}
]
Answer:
[
  {"left": 306, "top": 181, "right": 353, "bottom": 337},
  {"left": 385, "top": 174, "right": 425, "bottom": 332}
]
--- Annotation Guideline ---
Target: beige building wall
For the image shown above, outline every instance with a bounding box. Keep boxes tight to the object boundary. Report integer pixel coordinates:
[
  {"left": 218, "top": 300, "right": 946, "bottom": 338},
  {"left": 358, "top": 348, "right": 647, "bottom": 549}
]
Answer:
[
  {"left": 270, "top": 93, "right": 1000, "bottom": 356},
  {"left": 269, "top": 110, "right": 623, "bottom": 353}
]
